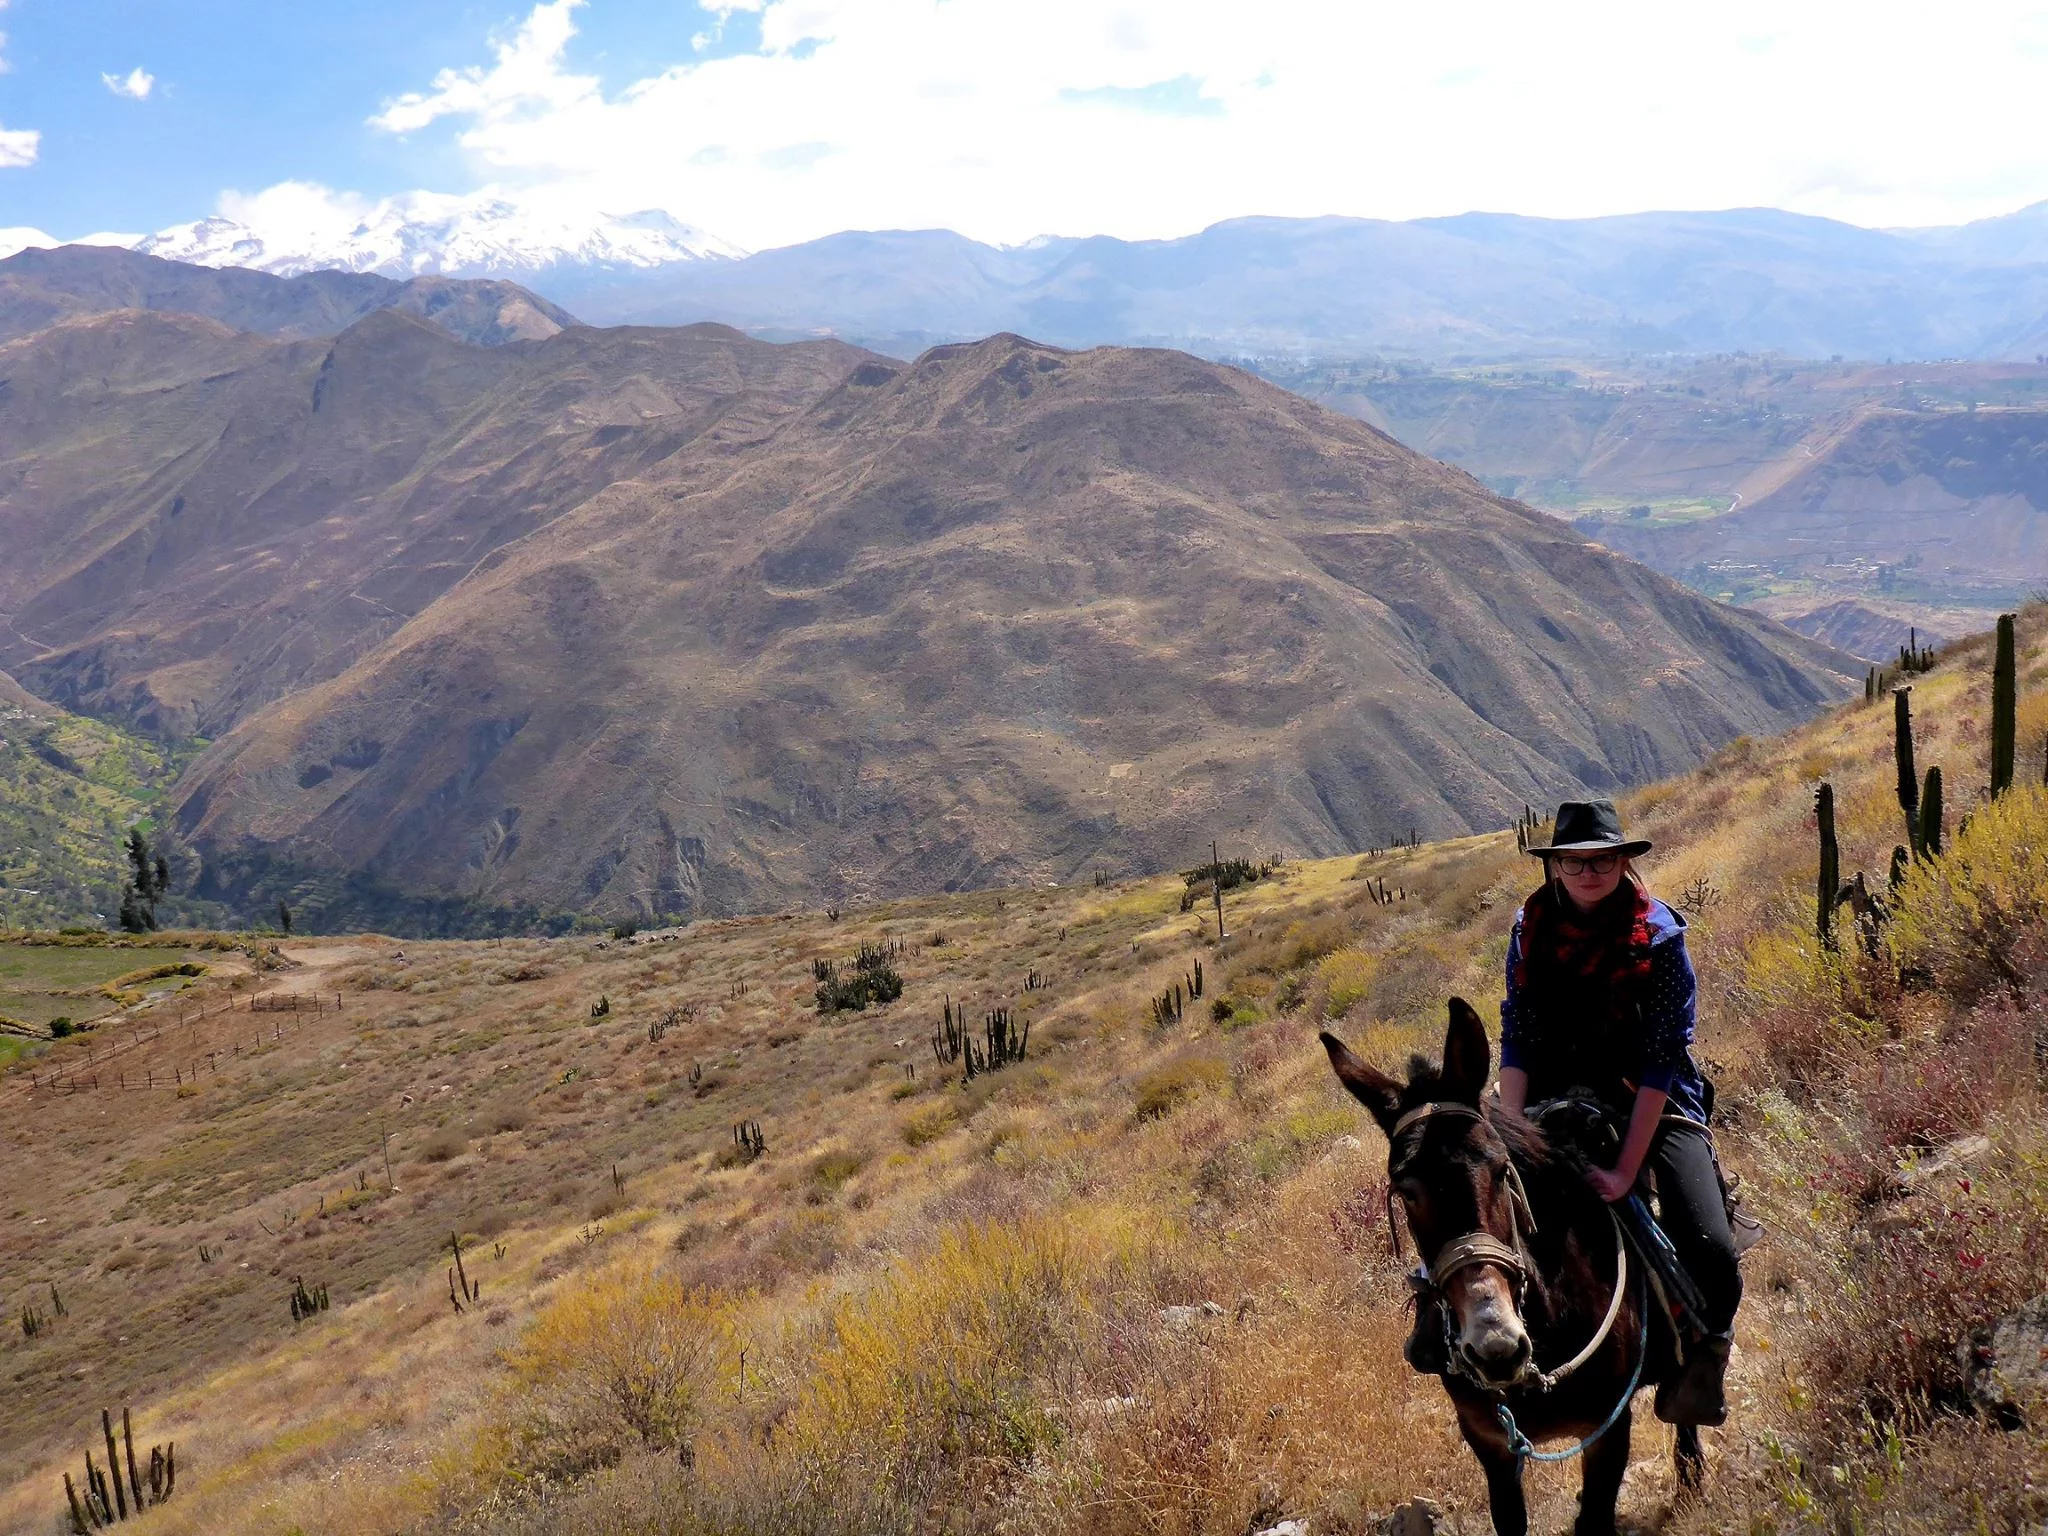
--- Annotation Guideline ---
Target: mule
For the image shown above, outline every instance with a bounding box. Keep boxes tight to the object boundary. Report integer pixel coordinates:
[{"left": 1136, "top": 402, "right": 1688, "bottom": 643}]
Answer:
[{"left": 1321, "top": 998, "right": 1702, "bottom": 1536}]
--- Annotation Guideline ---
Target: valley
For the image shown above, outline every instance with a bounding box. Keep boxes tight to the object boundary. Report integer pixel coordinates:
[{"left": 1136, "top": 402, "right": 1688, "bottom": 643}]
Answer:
[{"left": 1257, "top": 354, "right": 2048, "bottom": 652}]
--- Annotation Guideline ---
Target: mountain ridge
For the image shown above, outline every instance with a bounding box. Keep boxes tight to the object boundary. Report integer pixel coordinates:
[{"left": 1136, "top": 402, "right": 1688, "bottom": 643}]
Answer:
[
  {"left": 18, "top": 201, "right": 2048, "bottom": 360},
  {"left": 0, "top": 244, "right": 579, "bottom": 349}
]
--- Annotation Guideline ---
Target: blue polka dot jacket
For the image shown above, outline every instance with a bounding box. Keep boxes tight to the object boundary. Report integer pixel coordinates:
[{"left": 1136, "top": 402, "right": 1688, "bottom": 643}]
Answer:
[{"left": 1498, "top": 896, "right": 1709, "bottom": 1124}]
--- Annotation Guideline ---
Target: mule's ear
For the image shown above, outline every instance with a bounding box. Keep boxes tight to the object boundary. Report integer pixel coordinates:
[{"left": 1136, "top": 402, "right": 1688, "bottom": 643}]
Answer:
[
  {"left": 1441, "top": 997, "right": 1491, "bottom": 1105},
  {"left": 1320, "top": 1031, "right": 1402, "bottom": 1132}
]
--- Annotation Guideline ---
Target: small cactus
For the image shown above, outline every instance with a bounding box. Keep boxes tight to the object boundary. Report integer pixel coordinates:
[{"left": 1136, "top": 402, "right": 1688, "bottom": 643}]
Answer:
[
  {"left": 732, "top": 1120, "right": 765, "bottom": 1161},
  {"left": 1917, "top": 765, "right": 1944, "bottom": 859}
]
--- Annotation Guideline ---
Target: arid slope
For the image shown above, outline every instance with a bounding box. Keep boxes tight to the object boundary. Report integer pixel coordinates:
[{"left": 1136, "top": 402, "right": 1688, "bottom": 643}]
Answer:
[
  {"left": 0, "top": 311, "right": 879, "bottom": 737},
  {"left": 170, "top": 334, "right": 1854, "bottom": 923}
]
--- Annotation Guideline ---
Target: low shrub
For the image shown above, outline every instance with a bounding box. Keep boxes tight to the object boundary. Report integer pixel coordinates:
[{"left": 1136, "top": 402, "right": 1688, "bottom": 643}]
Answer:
[
  {"left": 1889, "top": 783, "right": 2048, "bottom": 1000},
  {"left": 419, "top": 1126, "right": 468, "bottom": 1163},
  {"left": 1313, "top": 948, "right": 1379, "bottom": 1017},
  {"left": 502, "top": 1263, "right": 733, "bottom": 1481},
  {"left": 902, "top": 1102, "right": 959, "bottom": 1148},
  {"left": 783, "top": 1216, "right": 1132, "bottom": 1507},
  {"left": 1134, "top": 1055, "right": 1229, "bottom": 1119},
  {"left": 810, "top": 1149, "right": 866, "bottom": 1194}
]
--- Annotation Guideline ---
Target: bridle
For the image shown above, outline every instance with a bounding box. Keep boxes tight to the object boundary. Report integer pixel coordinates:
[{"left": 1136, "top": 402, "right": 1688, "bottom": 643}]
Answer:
[
  {"left": 1386, "top": 1099, "right": 1630, "bottom": 1396},
  {"left": 1386, "top": 1101, "right": 1537, "bottom": 1298}
]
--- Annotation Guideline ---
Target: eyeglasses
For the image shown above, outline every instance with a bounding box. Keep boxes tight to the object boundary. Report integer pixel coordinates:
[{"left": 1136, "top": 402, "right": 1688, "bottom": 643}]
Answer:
[{"left": 1553, "top": 853, "right": 1621, "bottom": 876}]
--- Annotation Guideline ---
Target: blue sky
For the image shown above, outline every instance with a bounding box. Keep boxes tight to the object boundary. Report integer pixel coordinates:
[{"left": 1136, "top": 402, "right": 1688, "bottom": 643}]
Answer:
[
  {"left": 0, "top": 1, "right": 747, "bottom": 236},
  {"left": 7, "top": 1, "right": 2048, "bottom": 252}
]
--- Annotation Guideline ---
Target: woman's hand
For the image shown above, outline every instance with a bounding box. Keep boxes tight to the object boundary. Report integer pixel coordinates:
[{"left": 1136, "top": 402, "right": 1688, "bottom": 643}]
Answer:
[{"left": 1586, "top": 1164, "right": 1637, "bottom": 1203}]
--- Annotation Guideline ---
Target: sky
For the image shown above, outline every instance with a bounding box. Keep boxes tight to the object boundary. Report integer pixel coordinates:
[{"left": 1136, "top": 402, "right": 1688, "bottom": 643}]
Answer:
[{"left": 5, "top": 0, "right": 2048, "bottom": 253}]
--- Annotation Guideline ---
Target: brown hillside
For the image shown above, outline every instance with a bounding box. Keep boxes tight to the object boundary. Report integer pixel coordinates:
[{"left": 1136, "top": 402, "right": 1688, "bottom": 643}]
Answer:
[
  {"left": 0, "top": 311, "right": 880, "bottom": 737},
  {"left": 169, "top": 334, "right": 1855, "bottom": 923}
]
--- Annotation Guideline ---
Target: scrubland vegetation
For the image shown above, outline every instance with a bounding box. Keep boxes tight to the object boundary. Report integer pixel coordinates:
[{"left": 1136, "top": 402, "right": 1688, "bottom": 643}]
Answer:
[{"left": 3, "top": 611, "right": 2046, "bottom": 1535}]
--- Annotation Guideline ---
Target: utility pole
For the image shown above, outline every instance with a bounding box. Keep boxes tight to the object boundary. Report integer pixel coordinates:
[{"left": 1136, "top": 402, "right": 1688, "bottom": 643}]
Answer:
[{"left": 1211, "top": 840, "right": 1227, "bottom": 941}]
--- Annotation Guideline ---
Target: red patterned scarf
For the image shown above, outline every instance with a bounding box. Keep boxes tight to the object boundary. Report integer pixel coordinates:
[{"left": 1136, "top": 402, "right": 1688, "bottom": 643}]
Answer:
[{"left": 1514, "top": 877, "right": 1655, "bottom": 1011}]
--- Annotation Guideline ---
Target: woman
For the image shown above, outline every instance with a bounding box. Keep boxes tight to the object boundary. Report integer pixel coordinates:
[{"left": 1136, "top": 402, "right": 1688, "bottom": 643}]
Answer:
[{"left": 1501, "top": 799, "right": 1740, "bottom": 1426}]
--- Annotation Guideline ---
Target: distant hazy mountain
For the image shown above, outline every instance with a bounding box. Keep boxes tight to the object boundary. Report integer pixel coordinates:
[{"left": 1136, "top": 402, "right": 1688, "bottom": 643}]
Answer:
[
  {"left": 134, "top": 198, "right": 744, "bottom": 283},
  {"left": 0, "top": 245, "right": 577, "bottom": 348},
  {"left": 21, "top": 200, "right": 2048, "bottom": 361},
  {"left": 559, "top": 206, "right": 2048, "bottom": 362}
]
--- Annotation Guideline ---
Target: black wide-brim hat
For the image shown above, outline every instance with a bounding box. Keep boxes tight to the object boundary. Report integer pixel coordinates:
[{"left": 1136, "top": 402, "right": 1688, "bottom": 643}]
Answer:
[{"left": 1525, "top": 798, "right": 1652, "bottom": 858}]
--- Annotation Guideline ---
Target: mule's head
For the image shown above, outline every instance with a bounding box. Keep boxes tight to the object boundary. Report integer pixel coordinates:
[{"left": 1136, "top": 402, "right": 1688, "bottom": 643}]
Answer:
[{"left": 1321, "top": 999, "right": 1533, "bottom": 1389}]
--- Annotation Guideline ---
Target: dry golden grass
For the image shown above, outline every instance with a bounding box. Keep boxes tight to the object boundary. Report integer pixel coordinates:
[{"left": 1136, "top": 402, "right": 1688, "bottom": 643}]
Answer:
[{"left": 3, "top": 610, "right": 2045, "bottom": 1535}]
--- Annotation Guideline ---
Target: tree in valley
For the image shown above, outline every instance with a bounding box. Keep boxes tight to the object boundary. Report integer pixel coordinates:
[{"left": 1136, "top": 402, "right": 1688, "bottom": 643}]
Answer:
[{"left": 118, "top": 829, "right": 170, "bottom": 933}]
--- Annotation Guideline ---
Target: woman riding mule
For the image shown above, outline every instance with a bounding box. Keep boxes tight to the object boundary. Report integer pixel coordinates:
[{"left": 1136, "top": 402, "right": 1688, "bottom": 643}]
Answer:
[
  {"left": 1497, "top": 799, "right": 1740, "bottom": 1427},
  {"left": 1318, "top": 802, "right": 1743, "bottom": 1534}
]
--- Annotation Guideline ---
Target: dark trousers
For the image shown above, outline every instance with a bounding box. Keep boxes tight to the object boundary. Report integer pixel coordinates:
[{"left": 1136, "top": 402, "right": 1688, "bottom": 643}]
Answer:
[{"left": 1649, "top": 1123, "right": 1742, "bottom": 1335}]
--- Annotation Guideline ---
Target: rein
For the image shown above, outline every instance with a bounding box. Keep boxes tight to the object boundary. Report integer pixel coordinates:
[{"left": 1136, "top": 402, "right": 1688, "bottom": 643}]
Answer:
[{"left": 1388, "top": 1100, "right": 1634, "bottom": 1400}]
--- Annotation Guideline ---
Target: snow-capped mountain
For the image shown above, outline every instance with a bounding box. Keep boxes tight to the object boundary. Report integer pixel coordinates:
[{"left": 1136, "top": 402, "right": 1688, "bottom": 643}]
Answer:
[{"left": 133, "top": 194, "right": 745, "bottom": 281}]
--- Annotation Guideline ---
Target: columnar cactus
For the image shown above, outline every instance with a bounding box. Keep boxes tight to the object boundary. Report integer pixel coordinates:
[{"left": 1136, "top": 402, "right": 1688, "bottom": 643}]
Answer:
[
  {"left": 1991, "top": 613, "right": 2016, "bottom": 797},
  {"left": 1894, "top": 687, "right": 1919, "bottom": 851},
  {"left": 1816, "top": 784, "right": 1840, "bottom": 950},
  {"left": 1917, "top": 766, "right": 1944, "bottom": 859}
]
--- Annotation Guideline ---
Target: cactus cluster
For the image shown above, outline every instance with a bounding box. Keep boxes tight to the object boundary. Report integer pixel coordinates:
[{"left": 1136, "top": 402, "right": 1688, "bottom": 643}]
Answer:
[
  {"left": 1823, "top": 615, "right": 2024, "bottom": 951},
  {"left": 932, "top": 995, "right": 967, "bottom": 1064},
  {"left": 289, "top": 1275, "right": 330, "bottom": 1324},
  {"left": 1151, "top": 984, "right": 1186, "bottom": 1027},
  {"left": 813, "top": 944, "right": 905, "bottom": 1014},
  {"left": 1897, "top": 628, "right": 1937, "bottom": 675},
  {"left": 963, "top": 1007, "right": 1028, "bottom": 1079},
  {"left": 1512, "top": 805, "right": 1551, "bottom": 853},
  {"left": 732, "top": 1120, "right": 766, "bottom": 1161},
  {"left": 648, "top": 1002, "right": 695, "bottom": 1044},
  {"left": 64, "top": 1407, "right": 173, "bottom": 1530}
]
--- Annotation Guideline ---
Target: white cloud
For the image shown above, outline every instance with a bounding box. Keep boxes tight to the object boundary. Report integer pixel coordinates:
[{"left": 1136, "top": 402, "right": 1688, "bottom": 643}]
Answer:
[
  {"left": 371, "top": 0, "right": 593, "bottom": 134},
  {"left": 0, "top": 0, "right": 35, "bottom": 167},
  {"left": 306, "top": 0, "right": 2048, "bottom": 248},
  {"left": 102, "top": 66, "right": 155, "bottom": 100}
]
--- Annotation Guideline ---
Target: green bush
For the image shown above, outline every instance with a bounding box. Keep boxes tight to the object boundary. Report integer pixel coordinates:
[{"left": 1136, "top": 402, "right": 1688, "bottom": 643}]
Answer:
[
  {"left": 814, "top": 945, "right": 905, "bottom": 1014},
  {"left": 48, "top": 1016, "right": 73, "bottom": 1038}
]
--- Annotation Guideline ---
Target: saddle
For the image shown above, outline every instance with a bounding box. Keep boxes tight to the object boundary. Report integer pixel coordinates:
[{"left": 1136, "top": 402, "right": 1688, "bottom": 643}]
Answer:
[{"left": 1528, "top": 1096, "right": 1763, "bottom": 1351}]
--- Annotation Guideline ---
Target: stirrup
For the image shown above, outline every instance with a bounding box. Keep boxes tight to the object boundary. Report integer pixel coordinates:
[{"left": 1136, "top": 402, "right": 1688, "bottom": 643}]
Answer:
[{"left": 1724, "top": 1174, "right": 1765, "bottom": 1260}]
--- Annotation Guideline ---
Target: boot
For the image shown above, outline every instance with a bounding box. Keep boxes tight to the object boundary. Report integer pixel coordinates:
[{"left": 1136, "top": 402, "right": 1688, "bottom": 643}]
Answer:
[
  {"left": 1656, "top": 1332, "right": 1731, "bottom": 1426},
  {"left": 1404, "top": 1292, "right": 1451, "bottom": 1376}
]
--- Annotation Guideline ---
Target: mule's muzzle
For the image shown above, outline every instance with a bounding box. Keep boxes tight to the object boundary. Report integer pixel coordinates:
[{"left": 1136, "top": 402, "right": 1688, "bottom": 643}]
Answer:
[{"left": 1458, "top": 1327, "right": 1534, "bottom": 1390}]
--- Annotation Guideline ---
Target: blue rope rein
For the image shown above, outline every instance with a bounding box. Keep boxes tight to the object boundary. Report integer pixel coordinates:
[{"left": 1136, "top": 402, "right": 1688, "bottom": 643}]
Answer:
[{"left": 1495, "top": 1280, "right": 1648, "bottom": 1466}]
